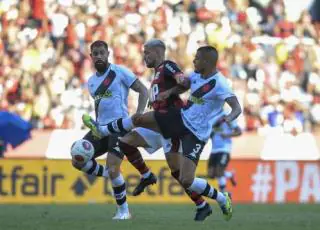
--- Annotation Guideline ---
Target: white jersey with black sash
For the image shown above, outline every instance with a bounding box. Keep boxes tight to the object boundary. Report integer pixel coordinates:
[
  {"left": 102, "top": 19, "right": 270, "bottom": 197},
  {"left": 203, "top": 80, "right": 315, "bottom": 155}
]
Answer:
[
  {"left": 87, "top": 64, "right": 137, "bottom": 125},
  {"left": 181, "top": 71, "right": 235, "bottom": 142}
]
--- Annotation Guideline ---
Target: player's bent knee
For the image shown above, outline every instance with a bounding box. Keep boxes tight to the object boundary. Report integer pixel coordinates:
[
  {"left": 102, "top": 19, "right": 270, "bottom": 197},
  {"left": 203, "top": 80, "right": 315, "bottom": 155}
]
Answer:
[
  {"left": 208, "top": 169, "right": 216, "bottom": 179},
  {"left": 119, "top": 131, "right": 142, "bottom": 148},
  {"left": 215, "top": 167, "right": 224, "bottom": 177},
  {"left": 119, "top": 132, "right": 133, "bottom": 144},
  {"left": 180, "top": 177, "right": 193, "bottom": 189},
  {"left": 132, "top": 114, "right": 143, "bottom": 127}
]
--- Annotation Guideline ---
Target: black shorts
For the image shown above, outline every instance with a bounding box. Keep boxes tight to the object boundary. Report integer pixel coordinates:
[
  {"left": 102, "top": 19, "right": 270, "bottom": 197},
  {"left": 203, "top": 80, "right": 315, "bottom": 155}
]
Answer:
[
  {"left": 83, "top": 131, "right": 124, "bottom": 159},
  {"left": 155, "top": 108, "right": 205, "bottom": 164},
  {"left": 154, "top": 108, "right": 189, "bottom": 139},
  {"left": 208, "top": 152, "right": 230, "bottom": 168}
]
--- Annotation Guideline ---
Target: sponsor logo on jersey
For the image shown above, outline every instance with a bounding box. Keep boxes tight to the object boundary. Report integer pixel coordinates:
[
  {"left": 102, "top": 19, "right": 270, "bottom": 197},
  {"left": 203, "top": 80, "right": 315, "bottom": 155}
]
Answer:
[
  {"left": 165, "top": 63, "right": 176, "bottom": 74},
  {"left": 154, "top": 72, "right": 160, "bottom": 79},
  {"left": 189, "top": 96, "right": 204, "bottom": 105},
  {"left": 93, "top": 90, "right": 112, "bottom": 101}
]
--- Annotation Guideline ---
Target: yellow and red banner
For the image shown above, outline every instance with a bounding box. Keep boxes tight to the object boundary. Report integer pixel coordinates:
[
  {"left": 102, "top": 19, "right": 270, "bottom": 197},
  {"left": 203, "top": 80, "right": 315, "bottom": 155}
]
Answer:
[{"left": 0, "top": 159, "right": 319, "bottom": 204}]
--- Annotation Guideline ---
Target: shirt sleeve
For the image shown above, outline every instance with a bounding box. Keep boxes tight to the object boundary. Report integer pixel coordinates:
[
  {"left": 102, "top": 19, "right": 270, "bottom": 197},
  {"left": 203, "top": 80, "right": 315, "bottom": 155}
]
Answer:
[
  {"left": 164, "top": 61, "right": 183, "bottom": 80},
  {"left": 216, "top": 76, "right": 235, "bottom": 100},
  {"left": 229, "top": 119, "right": 239, "bottom": 129},
  {"left": 119, "top": 65, "right": 137, "bottom": 88}
]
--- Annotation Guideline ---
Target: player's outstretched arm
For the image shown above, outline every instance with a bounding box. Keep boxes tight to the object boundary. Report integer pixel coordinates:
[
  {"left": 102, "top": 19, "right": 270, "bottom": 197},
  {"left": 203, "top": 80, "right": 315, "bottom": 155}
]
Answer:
[
  {"left": 157, "top": 85, "right": 187, "bottom": 101},
  {"left": 221, "top": 126, "right": 242, "bottom": 138},
  {"left": 131, "top": 79, "right": 149, "bottom": 114},
  {"left": 174, "top": 73, "right": 191, "bottom": 89},
  {"left": 224, "top": 96, "right": 242, "bottom": 123}
]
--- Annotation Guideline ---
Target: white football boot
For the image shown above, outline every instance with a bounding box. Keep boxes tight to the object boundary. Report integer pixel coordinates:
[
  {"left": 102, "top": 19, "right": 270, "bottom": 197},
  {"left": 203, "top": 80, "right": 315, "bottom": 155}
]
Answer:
[{"left": 112, "top": 208, "right": 132, "bottom": 220}]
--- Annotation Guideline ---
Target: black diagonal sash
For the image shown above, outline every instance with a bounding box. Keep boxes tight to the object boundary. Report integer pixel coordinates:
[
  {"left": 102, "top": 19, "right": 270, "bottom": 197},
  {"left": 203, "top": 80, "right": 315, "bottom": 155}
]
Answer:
[
  {"left": 183, "top": 79, "right": 216, "bottom": 110},
  {"left": 94, "top": 70, "right": 116, "bottom": 118}
]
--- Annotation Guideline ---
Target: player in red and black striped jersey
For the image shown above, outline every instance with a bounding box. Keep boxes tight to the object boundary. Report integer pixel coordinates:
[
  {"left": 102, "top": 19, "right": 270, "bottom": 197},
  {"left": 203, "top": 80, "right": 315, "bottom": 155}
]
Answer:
[
  {"left": 148, "top": 60, "right": 184, "bottom": 112},
  {"left": 116, "top": 39, "right": 211, "bottom": 221}
]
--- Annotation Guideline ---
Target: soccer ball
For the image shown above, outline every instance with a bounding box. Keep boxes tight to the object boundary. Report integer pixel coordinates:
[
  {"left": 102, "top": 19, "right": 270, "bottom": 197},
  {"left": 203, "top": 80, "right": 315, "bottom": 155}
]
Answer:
[{"left": 71, "top": 139, "right": 94, "bottom": 163}]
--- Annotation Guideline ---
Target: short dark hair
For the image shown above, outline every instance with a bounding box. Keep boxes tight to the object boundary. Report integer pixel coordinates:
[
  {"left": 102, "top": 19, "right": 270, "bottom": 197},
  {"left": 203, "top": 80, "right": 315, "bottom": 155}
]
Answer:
[
  {"left": 90, "top": 40, "right": 108, "bottom": 51},
  {"left": 144, "top": 39, "right": 166, "bottom": 51},
  {"left": 197, "top": 46, "right": 219, "bottom": 64}
]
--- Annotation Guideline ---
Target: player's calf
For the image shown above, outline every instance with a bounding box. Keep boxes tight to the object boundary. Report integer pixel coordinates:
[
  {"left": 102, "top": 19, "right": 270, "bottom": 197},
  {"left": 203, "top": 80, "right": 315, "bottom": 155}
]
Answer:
[
  {"left": 218, "top": 176, "right": 227, "bottom": 192},
  {"left": 172, "top": 170, "right": 205, "bottom": 206},
  {"left": 119, "top": 140, "right": 151, "bottom": 177}
]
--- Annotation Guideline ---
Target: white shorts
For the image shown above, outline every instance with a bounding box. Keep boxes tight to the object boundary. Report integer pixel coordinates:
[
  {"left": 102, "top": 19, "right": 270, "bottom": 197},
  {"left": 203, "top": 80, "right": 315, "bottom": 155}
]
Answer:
[{"left": 134, "top": 127, "right": 182, "bottom": 154}]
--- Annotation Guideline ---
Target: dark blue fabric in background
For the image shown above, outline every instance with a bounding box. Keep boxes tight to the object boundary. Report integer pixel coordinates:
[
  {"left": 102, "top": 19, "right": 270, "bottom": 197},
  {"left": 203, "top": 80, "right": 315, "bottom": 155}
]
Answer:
[{"left": 0, "top": 111, "right": 32, "bottom": 150}]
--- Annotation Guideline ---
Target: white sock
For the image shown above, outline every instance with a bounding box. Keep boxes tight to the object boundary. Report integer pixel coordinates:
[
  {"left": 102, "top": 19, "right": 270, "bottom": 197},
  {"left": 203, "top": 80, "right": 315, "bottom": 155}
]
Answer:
[
  {"left": 99, "top": 125, "right": 111, "bottom": 136},
  {"left": 81, "top": 160, "right": 94, "bottom": 172},
  {"left": 119, "top": 202, "right": 129, "bottom": 212},
  {"left": 122, "top": 117, "right": 134, "bottom": 131},
  {"left": 111, "top": 174, "right": 125, "bottom": 187},
  {"left": 189, "top": 178, "right": 226, "bottom": 206},
  {"left": 188, "top": 178, "right": 208, "bottom": 194},
  {"left": 111, "top": 175, "right": 128, "bottom": 210},
  {"left": 218, "top": 176, "right": 227, "bottom": 188},
  {"left": 197, "top": 201, "right": 207, "bottom": 209},
  {"left": 102, "top": 168, "right": 109, "bottom": 177},
  {"left": 142, "top": 170, "right": 151, "bottom": 179},
  {"left": 81, "top": 160, "right": 109, "bottom": 178},
  {"left": 98, "top": 118, "right": 133, "bottom": 136},
  {"left": 216, "top": 191, "right": 226, "bottom": 206},
  {"left": 224, "top": 171, "right": 233, "bottom": 178}
]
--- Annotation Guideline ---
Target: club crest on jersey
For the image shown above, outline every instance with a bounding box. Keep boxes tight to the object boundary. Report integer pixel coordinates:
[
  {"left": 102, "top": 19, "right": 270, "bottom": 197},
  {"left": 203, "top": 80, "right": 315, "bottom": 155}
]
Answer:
[
  {"left": 103, "top": 78, "right": 111, "bottom": 86},
  {"left": 202, "top": 84, "right": 212, "bottom": 92}
]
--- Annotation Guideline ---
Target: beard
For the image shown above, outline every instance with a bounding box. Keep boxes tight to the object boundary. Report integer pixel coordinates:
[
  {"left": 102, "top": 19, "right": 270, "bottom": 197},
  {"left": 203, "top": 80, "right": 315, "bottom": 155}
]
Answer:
[
  {"left": 144, "top": 59, "right": 155, "bottom": 68},
  {"left": 94, "top": 60, "right": 107, "bottom": 73}
]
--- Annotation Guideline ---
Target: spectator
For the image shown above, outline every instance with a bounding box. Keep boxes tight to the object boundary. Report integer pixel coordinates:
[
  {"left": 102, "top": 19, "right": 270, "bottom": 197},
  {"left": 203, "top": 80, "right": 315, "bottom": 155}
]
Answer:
[{"left": 0, "top": 0, "right": 319, "bottom": 133}]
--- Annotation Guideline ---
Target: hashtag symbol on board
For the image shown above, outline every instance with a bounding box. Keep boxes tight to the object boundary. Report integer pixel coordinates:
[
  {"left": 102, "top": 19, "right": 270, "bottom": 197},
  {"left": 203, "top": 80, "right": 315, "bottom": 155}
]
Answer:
[{"left": 250, "top": 163, "right": 273, "bottom": 203}]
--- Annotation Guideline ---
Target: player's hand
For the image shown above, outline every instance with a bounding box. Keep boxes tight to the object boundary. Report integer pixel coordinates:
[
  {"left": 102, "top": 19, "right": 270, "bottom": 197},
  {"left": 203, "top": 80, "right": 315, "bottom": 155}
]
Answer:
[
  {"left": 147, "top": 101, "right": 153, "bottom": 109},
  {"left": 214, "top": 116, "right": 226, "bottom": 128},
  {"left": 221, "top": 133, "right": 229, "bottom": 139},
  {"left": 175, "top": 73, "right": 190, "bottom": 88},
  {"left": 156, "top": 90, "right": 171, "bottom": 101}
]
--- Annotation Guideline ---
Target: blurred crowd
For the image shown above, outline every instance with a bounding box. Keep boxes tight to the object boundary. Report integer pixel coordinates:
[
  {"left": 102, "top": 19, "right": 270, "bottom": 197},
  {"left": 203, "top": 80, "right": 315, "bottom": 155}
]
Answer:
[{"left": 1, "top": 0, "right": 320, "bottom": 135}]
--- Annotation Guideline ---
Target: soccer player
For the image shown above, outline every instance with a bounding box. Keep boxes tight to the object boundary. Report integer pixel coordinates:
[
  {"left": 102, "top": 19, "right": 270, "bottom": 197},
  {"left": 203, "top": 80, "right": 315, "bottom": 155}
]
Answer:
[
  {"left": 72, "top": 40, "right": 149, "bottom": 220},
  {"left": 84, "top": 45, "right": 242, "bottom": 221},
  {"left": 208, "top": 111, "right": 242, "bottom": 193},
  {"left": 116, "top": 39, "right": 210, "bottom": 221}
]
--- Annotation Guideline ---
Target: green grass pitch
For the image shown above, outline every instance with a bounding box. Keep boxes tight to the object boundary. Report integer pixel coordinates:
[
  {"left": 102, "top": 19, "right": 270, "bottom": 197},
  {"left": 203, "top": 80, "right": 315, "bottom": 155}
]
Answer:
[{"left": 1, "top": 204, "right": 319, "bottom": 230}]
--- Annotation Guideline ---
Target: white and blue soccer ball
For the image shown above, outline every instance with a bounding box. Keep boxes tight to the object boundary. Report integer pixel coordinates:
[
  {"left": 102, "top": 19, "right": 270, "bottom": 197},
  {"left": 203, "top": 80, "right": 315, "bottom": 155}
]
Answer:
[{"left": 71, "top": 139, "right": 94, "bottom": 163}]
